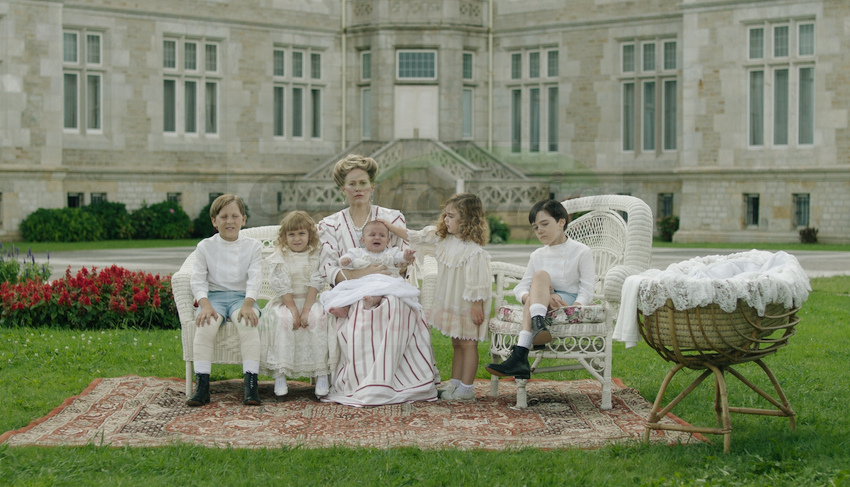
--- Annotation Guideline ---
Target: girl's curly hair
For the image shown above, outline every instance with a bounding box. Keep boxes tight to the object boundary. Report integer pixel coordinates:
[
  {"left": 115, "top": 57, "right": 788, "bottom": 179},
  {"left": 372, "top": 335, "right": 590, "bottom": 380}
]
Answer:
[
  {"left": 276, "top": 211, "right": 319, "bottom": 254},
  {"left": 435, "top": 193, "right": 489, "bottom": 246}
]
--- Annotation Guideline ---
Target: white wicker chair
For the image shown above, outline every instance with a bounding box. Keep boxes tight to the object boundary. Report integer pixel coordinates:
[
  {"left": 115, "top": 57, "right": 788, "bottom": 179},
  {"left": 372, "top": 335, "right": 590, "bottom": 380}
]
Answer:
[
  {"left": 483, "top": 195, "right": 652, "bottom": 409},
  {"left": 172, "top": 226, "right": 280, "bottom": 395}
]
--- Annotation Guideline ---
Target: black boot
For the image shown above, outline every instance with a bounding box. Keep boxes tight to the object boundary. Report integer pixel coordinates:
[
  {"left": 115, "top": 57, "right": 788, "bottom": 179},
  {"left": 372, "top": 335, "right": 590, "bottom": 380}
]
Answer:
[
  {"left": 485, "top": 346, "right": 531, "bottom": 379},
  {"left": 187, "top": 373, "right": 210, "bottom": 407},
  {"left": 243, "top": 372, "right": 261, "bottom": 406},
  {"left": 531, "top": 315, "right": 552, "bottom": 349}
]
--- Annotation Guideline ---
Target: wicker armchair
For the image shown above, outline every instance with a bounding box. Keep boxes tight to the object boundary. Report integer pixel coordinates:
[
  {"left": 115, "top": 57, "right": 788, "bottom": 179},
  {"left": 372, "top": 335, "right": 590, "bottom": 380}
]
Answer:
[{"left": 172, "top": 226, "right": 280, "bottom": 395}]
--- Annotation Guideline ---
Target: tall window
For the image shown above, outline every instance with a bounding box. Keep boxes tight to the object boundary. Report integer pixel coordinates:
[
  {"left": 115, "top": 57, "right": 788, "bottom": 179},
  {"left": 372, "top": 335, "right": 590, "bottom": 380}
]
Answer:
[
  {"left": 747, "top": 21, "right": 816, "bottom": 148},
  {"left": 463, "top": 52, "right": 474, "bottom": 81},
  {"left": 163, "top": 36, "right": 220, "bottom": 136},
  {"left": 397, "top": 50, "right": 436, "bottom": 79},
  {"left": 529, "top": 51, "right": 540, "bottom": 79},
  {"left": 511, "top": 89, "right": 521, "bottom": 153},
  {"left": 793, "top": 193, "right": 810, "bottom": 227},
  {"left": 529, "top": 88, "right": 540, "bottom": 152},
  {"left": 621, "top": 39, "right": 678, "bottom": 153},
  {"left": 548, "top": 86, "right": 558, "bottom": 151},
  {"left": 361, "top": 88, "right": 372, "bottom": 139},
  {"left": 508, "top": 48, "right": 559, "bottom": 153},
  {"left": 658, "top": 193, "right": 674, "bottom": 218},
  {"left": 67, "top": 193, "right": 84, "bottom": 208},
  {"left": 64, "top": 30, "right": 104, "bottom": 133},
  {"left": 511, "top": 53, "right": 521, "bottom": 80},
  {"left": 462, "top": 89, "right": 473, "bottom": 139},
  {"left": 547, "top": 50, "right": 558, "bottom": 77},
  {"left": 273, "top": 47, "right": 324, "bottom": 139},
  {"left": 745, "top": 194, "right": 760, "bottom": 227},
  {"left": 361, "top": 51, "right": 371, "bottom": 81}
]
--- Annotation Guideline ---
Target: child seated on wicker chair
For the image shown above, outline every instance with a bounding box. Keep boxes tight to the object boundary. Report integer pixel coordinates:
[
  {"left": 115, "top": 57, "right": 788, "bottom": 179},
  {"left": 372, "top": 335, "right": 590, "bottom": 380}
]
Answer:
[{"left": 485, "top": 199, "right": 595, "bottom": 379}]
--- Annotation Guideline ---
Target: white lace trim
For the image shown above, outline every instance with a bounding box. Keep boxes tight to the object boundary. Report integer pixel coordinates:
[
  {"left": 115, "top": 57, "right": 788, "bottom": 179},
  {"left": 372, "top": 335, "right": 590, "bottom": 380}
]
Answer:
[
  {"left": 435, "top": 236, "right": 486, "bottom": 269},
  {"left": 636, "top": 250, "right": 811, "bottom": 316}
]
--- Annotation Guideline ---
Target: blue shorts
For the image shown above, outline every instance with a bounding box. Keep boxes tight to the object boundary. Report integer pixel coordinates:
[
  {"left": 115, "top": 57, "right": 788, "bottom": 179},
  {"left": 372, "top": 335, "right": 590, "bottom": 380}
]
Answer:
[
  {"left": 198, "top": 290, "right": 261, "bottom": 321},
  {"left": 553, "top": 290, "right": 578, "bottom": 305}
]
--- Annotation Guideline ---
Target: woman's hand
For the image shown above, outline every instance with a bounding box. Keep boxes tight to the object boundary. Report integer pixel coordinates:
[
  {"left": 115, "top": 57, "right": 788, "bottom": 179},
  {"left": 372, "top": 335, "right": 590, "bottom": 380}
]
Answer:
[
  {"left": 471, "top": 300, "right": 485, "bottom": 326},
  {"left": 195, "top": 299, "right": 219, "bottom": 327}
]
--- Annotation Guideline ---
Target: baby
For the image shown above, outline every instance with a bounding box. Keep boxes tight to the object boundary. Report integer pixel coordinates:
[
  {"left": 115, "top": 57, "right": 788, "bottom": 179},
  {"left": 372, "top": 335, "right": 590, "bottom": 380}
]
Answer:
[{"left": 321, "top": 220, "right": 419, "bottom": 318}]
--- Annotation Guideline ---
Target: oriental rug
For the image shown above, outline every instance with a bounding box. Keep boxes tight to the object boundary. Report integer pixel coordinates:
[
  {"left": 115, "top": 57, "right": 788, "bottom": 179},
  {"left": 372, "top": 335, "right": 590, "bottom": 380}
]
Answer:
[{"left": 1, "top": 376, "right": 699, "bottom": 450}]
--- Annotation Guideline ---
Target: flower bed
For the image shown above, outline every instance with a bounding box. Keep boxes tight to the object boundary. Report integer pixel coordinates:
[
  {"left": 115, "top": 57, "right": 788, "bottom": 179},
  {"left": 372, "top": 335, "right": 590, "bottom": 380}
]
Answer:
[{"left": 1, "top": 266, "right": 178, "bottom": 330}]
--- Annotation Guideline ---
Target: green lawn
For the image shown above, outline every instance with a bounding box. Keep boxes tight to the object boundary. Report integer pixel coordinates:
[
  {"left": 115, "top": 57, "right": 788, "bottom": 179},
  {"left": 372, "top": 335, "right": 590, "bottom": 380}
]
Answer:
[
  {"left": 4, "top": 239, "right": 202, "bottom": 253},
  {"left": 1, "top": 277, "right": 849, "bottom": 486}
]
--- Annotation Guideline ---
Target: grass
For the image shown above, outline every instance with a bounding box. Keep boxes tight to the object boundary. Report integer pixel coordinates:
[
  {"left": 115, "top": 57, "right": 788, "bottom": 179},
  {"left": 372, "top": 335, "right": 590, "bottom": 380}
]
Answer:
[
  {"left": 2, "top": 239, "right": 202, "bottom": 253},
  {"left": 1, "top": 277, "right": 849, "bottom": 485}
]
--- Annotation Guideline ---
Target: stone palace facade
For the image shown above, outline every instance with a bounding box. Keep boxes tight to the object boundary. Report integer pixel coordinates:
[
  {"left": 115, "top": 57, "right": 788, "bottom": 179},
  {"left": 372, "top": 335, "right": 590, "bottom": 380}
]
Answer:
[{"left": 1, "top": 0, "right": 848, "bottom": 242}]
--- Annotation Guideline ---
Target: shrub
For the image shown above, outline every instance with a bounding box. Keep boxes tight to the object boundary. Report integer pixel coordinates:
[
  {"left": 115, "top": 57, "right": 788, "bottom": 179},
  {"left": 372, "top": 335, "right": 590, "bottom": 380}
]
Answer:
[
  {"left": 0, "top": 244, "right": 52, "bottom": 285},
  {"left": 131, "top": 201, "right": 193, "bottom": 240},
  {"left": 19, "top": 207, "right": 105, "bottom": 242},
  {"left": 657, "top": 215, "right": 680, "bottom": 242},
  {"left": 82, "top": 201, "right": 134, "bottom": 240},
  {"left": 799, "top": 226, "right": 819, "bottom": 244},
  {"left": 0, "top": 265, "right": 178, "bottom": 330},
  {"left": 487, "top": 214, "right": 511, "bottom": 244},
  {"left": 192, "top": 201, "right": 251, "bottom": 238}
]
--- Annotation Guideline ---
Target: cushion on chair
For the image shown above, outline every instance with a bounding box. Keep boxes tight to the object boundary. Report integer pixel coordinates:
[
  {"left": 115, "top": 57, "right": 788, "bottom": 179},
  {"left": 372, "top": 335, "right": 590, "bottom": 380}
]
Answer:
[
  {"left": 489, "top": 318, "right": 609, "bottom": 337},
  {"left": 495, "top": 304, "right": 606, "bottom": 325}
]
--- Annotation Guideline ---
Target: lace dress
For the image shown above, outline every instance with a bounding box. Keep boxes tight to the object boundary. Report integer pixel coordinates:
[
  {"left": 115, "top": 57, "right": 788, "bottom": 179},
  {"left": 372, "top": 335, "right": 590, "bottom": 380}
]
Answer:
[
  {"left": 260, "top": 247, "right": 338, "bottom": 378},
  {"left": 408, "top": 226, "right": 492, "bottom": 341}
]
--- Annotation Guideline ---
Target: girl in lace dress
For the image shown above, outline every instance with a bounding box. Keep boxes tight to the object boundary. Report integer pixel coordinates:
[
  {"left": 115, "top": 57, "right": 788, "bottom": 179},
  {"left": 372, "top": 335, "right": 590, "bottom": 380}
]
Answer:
[
  {"left": 261, "top": 211, "right": 337, "bottom": 398},
  {"left": 382, "top": 193, "right": 492, "bottom": 401}
]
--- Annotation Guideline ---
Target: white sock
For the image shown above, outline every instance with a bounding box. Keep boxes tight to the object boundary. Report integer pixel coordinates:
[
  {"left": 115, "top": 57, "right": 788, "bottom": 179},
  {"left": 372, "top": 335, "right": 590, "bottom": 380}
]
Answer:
[
  {"left": 529, "top": 303, "right": 547, "bottom": 317},
  {"left": 194, "top": 361, "right": 211, "bottom": 375},
  {"left": 518, "top": 331, "right": 533, "bottom": 349},
  {"left": 316, "top": 375, "right": 329, "bottom": 387},
  {"left": 456, "top": 382, "right": 473, "bottom": 396},
  {"left": 274, "top": 377, "right": 288, "bottom": 395},
  {"left": 450, "top": 378, "right": 461, "bottom": 388},
  {"left": 243, "top": 360, "right": 260, "bottom": 375}
]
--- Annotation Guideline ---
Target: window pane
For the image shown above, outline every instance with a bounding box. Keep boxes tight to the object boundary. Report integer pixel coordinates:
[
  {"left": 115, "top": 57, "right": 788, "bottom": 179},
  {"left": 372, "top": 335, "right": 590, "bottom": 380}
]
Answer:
[
  {"left": 273, "top": 50, "right": 285, "bottom": 76},
  {"left": 746, "top": 195, "right": 760, "bottom": 226},
  {"left": 361, "top": 88, "right": 371, "bottom": 139},
  {"left": 185, "top": 80, "right": 197, "bottom": 133},
  {"left": 643, "top": 43, "right": 656, "bottom": 71},
  {"left": 64, "top": 73, "right": 78, "bottom": 129},
  {"left": 529, "top": 52, "right": 540, "bottom": 78},
  {"left": 774, "top": 26, "right": 789, "bottom": 57},
  {"left": 185, "top": 42, "right": 197, "bottom": 70},
  {"left": 530, "top": 88, "right": 540, "bottom": 152},
  {"left": 799, "top": 24, "right": 814, "bottom": 56},
  {"left": 795, "top": 194, "right": 810, "bottom": 226},
  {"left": 311, "top": 53, "right": 321, "bottom": 79},
  {"left": 86, "top": 34, "right": 101, "bottom": 64},
  {"left": 205, "top": 82, "right": 217, "bottom": 134},
  {"left": 773, "top": 69, "right": 788, "bottom": 145},
  {"left": 511, "top": 53, "right": 521, "bottom": 79},
  {"left": 643, "top": 81, "right": 655, "bottom": 151},
  {"left": 622, "top": 44, "right": 634, "bottom": 72},
  {"left": 64, "top": 32, "right": 78, "bottom": 63},
  {"left": 663, "top": 80, "right": 676, "bottom": 150},
  {"left": 163, "top": 79, "right": 176, "bottom": 132},
  {"left": 659, "top": 193, "right": 674, "bottom": 218},
  {"left": 163, "top": 40, "right": 176, "bottom": 68},
  {"left": 292, "top": 87, "right": 303, "bottom": 137},
  {"left": 311, "top": 89, "right": 321, "bottom": 138},
  {"left": 463, "top": 52, "right": 473, "bottom": 80},
  {"left": 622, "top": 83, "right": 634, "bottom": 151},
  {"left": 664, "top": 41, "right": 676, "bottom": 70},
  {"left": 548, "top": 86, "right": 558, "bottom": 151},
  {"left": 462, "top": 89, "right": 473, "bottom": 138},
  {"left": 205, "top": 44, "right": 217, "bottom": 72},
  {"left": 397, "top": 51, "right": 436, "bottom": 78},
  {"left": 293, "top": 52, "right": 303, "bottom": 78},
  {"left": 90, "top": 193, "right": 106, "bottom": 204},
  {"left": 361, "top": 51, "right": 371, "bottom": 80},
  {"left": 749, "top": 70, "right": 764, "bottom": 146},
  {"left": 86, "top": 74, "right": 101, "bottom": 130},
  {"left": 749, "top": 28, "right": 764, "bottom": 59},
  {"left": 511, "top": 89, "right": 521, "bottom": 153},
  {"left": 274, "top": 86, "right": 285, "bottom": 137},
  {"left": 547, "top": 50, "right": 558, "bottom": 77},
  {"left": 799, "top": 67, "right": 814, "bottom": 144}
]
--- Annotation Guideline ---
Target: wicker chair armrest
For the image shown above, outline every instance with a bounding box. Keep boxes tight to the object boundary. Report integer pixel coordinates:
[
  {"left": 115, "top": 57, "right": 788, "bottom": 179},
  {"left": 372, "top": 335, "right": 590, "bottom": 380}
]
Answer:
[
  {"left": 603, "top": 264, "right": 649, "bottom": 304},
  {"left": 172, "top": 251, "right": 198, "bottom": 361}
]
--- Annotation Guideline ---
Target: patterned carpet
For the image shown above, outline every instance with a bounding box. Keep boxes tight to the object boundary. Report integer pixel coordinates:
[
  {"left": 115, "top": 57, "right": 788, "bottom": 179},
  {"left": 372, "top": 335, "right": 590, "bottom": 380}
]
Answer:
[{"left": 1, "top": 376, "right": 699, "bottom": 449}]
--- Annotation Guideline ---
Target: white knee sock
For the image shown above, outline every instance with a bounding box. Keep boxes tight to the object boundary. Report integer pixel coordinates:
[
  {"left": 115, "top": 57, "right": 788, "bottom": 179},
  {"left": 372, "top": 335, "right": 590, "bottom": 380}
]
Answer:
[
  {"left": 194, "top": 361, "right": 212, "bottom": 375},
  {"left": 518, "top": 331, "right": 533, "bottom": 349},
  {"left": 243, "top": 360, "right": 259, "bottom": 375},
  {"left": 529, "top": 303, "right": 547, "bottom": 317}
]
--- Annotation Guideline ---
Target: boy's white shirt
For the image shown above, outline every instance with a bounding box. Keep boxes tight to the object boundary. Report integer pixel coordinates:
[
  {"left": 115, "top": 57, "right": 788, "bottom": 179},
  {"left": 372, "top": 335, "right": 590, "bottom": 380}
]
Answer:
[
  {"left": 190, "top": 233, "right": 264, "bottom": 301},
  {"left": 513, "top": 238, "right": 596, "bottom": 305}
]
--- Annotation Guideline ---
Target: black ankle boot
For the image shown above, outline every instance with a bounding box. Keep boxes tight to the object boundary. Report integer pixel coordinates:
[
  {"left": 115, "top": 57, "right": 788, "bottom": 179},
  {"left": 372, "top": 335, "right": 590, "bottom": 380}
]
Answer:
[
  {"left": 531, "top": 315, "right": 552, "bottom": 349},
  {"left": 243, "top": 372, "right": 261, "bottom": 406},
  {"left": 187, "top": 373, "right": 210, "bottom": 407},
  {"left": 485, "top": 346, "right": 531, "bottom": 379}
]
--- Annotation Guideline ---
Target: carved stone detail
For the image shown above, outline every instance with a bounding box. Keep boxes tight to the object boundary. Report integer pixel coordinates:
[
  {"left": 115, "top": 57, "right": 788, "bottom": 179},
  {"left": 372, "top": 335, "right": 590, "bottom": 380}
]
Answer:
[{"left": 353, "top": 1, "right": 372, "bottom": 17}]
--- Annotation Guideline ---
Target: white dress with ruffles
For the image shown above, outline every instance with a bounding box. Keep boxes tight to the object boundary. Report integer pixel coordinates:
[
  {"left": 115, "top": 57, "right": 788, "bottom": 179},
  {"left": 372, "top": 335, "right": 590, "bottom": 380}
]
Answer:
[
  {"left": 317, "top": 206, "right": 437, "bottom": 407},
  {"left": 259, "top": 247, "right": 338, "bottom": 378},
  {"left": 408, "top": 226, "right": 492, "bottom": 341}
]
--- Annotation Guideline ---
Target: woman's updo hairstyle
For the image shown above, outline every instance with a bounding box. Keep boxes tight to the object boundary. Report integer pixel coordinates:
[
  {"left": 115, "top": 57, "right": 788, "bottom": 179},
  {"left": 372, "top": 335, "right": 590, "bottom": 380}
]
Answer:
[{"left": 332, "top": 155, "right": 379, "bottom": 188}]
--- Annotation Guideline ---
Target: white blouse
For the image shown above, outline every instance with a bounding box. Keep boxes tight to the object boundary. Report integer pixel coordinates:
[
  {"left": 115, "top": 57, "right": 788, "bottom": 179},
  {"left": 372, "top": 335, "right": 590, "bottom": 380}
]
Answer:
[
  {"left": 265, "top": 246, "right": 325, "bottom": 297},
  {"left": 513, "top": 238, "right": 596, "bottom": 305},
  {"left": 190, "top": 233, "right": 263, "bottom": 301}
]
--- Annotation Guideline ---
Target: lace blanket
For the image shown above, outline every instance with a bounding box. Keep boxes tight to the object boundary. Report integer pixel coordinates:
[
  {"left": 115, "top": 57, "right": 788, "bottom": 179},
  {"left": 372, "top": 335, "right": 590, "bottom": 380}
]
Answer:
[{"left": 614, "top": 250, "right": 810, "bottom": 348}]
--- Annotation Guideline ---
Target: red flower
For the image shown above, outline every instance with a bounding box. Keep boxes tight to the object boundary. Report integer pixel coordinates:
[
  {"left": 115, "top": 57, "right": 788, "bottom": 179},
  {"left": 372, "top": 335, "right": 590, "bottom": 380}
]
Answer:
[{"left": 129, "top": 304, "right": 138, "bottom": 312}]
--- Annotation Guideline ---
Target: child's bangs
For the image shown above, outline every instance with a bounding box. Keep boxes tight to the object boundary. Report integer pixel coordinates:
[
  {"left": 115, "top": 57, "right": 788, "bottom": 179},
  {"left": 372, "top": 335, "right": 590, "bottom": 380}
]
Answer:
[{"left": 280, "top": 213, "right": 315, "bottom": 234}]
